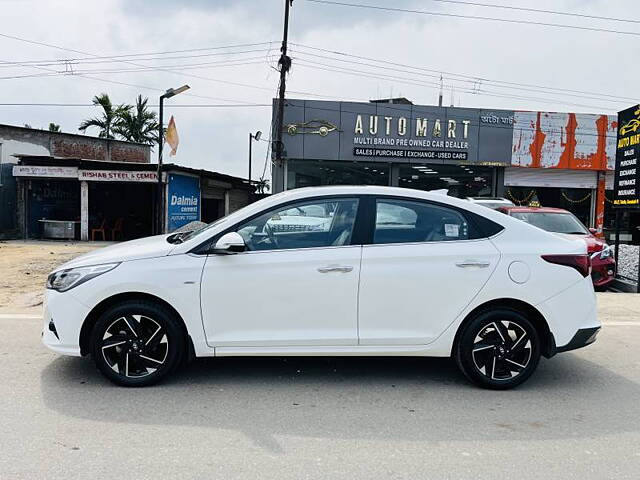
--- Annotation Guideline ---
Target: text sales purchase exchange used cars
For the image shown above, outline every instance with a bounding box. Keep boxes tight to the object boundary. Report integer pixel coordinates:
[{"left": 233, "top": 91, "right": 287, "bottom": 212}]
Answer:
[{"left": 42, "top": 186, "right": 600, "bottom": 389}]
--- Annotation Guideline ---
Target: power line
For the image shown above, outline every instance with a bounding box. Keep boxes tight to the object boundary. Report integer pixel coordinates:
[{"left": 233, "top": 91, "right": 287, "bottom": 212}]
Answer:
[
  {"left": 0, "top": 48, "right": 276, "bottom": 68},
  {"left": 0, "top": 32, "right": 332, "bottom": 100},
  {"left": 0, "top": 38, "right": 277, "bottom": 64},
  {"left": 290, "top": 50, "right": 628, "bottom": 105},
  {"left": 293, "top": 61, "right": 618, "bottom": 112},
  {"left": 418, "top": 0, "right": 640, "bottom": 25},
  {"left": 0, "top": 102, "right": 271, "bottom": 107},
  {"left": 0, "top": 59, "right": 270, "bottom": 80},
  {"left": 291, "top": 43, "right": 639, "bottom": 103},
  {"left": 302, "top": 0, "right": 640, "bottom": 36}
]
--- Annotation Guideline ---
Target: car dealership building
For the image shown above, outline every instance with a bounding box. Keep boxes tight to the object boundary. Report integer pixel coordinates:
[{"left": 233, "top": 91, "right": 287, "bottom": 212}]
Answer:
[{"left": 272, "top": 98, "right": 624, "bottom": 241}]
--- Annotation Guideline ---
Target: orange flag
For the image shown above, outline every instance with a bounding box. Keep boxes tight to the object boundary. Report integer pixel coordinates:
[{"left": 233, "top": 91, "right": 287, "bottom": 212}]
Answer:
[{"left": 165, "top": 115, "right": 179, "bottom": 156}]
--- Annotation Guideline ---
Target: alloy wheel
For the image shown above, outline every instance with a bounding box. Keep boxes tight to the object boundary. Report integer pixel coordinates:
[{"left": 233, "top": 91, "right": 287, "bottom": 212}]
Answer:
[
  {"left": 100, "top": 315, "right": 169, "bottom": 378},
  {"left": 471, "top": 320, "right": 532, "bottom": 381}
]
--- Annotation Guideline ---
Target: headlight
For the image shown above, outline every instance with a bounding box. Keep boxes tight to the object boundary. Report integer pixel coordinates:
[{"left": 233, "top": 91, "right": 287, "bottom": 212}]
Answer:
[
  {"left": 599, "top": 245, "right": 612, "bottom": 260},
  {"left": 46, "top": 263, "right": 120, "bottom": 292},
  {"left": 591, "top": 245, "right": 612, "bottom": 261}
]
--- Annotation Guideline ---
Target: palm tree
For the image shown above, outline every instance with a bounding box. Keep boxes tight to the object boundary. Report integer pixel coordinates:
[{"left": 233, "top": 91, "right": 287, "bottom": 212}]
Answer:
[
  {"left": 255, "top": 178, "right": 270, "bottom": 194},
  {"left": 79, "top": 93, "right": 129, "bottom": 139},
  {"left": 112, "top": 95, "right": 159, "bottom": 145},
  {"left": 48, "top": 123, "right": 61, "bottom": 132}
]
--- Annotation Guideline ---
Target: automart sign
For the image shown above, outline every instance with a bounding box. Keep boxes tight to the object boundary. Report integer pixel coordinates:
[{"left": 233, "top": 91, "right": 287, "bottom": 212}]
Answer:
[
  {"left": 275, "top": 99, "right": 617, "bottom": 169},
  {"left": 167, "top": 173, "right": 200, "bottom": 232},
  {"left": 613, "top": 105, "right": 640, "bottom": 207},
  {"left": 275, "top": 99, "right": 514, "bottom": 165}
]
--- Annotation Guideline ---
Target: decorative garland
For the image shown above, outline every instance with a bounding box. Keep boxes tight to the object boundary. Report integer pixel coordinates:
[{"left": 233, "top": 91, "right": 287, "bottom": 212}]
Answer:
[
  {"left": 561, "top": 190, "right": 592, "bottom": 204},
  {"left": 506, "top": 189, "right": 536, "bottom": 205}
]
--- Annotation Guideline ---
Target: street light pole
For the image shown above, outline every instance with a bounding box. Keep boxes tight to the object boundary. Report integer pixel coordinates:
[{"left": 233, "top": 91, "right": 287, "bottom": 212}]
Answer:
[
  {"left": 248, "top": 130, "right": 262, "bottom": 183},
  {"left": 156, "top": 96, "right": 164, "bottom": 234},
  {"left": 156, "top": 84, "right": 190, "bottom": 235}
]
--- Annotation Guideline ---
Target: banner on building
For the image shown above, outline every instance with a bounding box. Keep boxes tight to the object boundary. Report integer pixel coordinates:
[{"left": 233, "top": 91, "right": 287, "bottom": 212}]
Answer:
[
  {"left": 613, "top": 105, "right": 640, "bottom": 207},
  {"left": 167, "top": 173, "right": 200, "bottom": 232}
]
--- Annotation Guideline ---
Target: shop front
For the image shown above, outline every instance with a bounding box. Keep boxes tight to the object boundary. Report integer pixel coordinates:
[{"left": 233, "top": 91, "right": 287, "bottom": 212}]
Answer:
[
  {"left": 14, "top": 159, "right": 159, "bottom": 240},
  {"left": 12, "top": 156, "right": 256, "bottom": 240},
  {"left": 273, "top": 99, "right": 617, "bottom": 237}
]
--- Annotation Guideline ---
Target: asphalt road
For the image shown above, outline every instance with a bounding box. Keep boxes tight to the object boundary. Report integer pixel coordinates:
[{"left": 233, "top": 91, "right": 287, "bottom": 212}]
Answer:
[{"left": 1, "top": 294, "right": 640, "bottom": 480}]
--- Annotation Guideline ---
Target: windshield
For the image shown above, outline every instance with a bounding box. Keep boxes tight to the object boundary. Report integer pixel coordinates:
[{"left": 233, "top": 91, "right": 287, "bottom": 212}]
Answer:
[
  {"left": 510, "top": 211, "right": 589, "bottom": 234},
  {"left": 177, "top": 194, "right": 279, "bottom": 242}
]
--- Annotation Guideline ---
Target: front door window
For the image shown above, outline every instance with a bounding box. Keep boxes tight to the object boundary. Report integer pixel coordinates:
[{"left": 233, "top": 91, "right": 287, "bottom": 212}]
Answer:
[{"left": 236, "top": 198, "right": 359, "bottom": 251}]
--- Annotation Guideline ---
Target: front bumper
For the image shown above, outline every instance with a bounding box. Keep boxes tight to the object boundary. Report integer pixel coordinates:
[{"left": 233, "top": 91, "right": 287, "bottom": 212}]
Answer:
[
  {"left": 591, "top": 256, "right": 615, "bottom": 288},
  {"left": 41, "top": 289, "right": 90, "bottom": 357}
]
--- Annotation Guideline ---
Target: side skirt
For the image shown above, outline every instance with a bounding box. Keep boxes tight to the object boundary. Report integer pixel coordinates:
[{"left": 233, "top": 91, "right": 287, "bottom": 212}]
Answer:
[{"left": 213, "top": 345, "right": 451, "bottom": 357}]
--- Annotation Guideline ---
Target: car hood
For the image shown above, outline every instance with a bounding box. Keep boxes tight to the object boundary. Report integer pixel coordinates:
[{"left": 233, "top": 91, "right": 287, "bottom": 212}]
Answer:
[
  {"left": 55, "top": 235, "right": 176, "bottom": 271},
  {"left": 551, "top": 232, "right": 605, "bottom": 253}
]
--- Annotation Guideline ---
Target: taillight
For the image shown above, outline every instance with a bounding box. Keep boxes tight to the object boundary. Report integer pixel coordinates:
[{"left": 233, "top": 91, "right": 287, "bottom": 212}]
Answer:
[{"left": 542, "top": 254, "right": 591, "bottom": 277}]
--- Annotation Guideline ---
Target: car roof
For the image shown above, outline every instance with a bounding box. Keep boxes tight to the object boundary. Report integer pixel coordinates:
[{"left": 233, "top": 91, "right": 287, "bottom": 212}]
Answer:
[{"left": 498, "top": 206, "right": 570, "bottom": 214}]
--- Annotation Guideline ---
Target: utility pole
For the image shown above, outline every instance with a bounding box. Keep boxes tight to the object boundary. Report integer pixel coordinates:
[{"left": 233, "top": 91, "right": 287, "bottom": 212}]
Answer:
[
  {"left": 438, "top": 74, "right": 443, "bottom": 107},
  {"left": 273, "top": 0, "right": 293, "bottom": 192}
]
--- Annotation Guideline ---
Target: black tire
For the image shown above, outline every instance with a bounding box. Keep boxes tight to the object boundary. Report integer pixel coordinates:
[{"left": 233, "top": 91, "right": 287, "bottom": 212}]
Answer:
[
  {"left": 455, "top": 309, "right": 541, "bottom": 390},
  {"left": 90, "top": 300, "right": 185, "bottom": 387}
]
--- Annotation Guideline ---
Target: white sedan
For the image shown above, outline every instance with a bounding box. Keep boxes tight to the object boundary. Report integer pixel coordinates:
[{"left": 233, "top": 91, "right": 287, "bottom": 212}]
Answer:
[{"left": 43, "top": 186, "right": 600, "bottom": 389}]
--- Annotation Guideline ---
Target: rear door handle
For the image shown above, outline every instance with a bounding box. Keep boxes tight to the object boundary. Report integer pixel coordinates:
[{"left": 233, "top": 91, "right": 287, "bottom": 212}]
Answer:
[
  {"left": 317, "top": 265, "right": 354, "bottom": 273},
  {"left": 456, "top": 260, "right": 490, "bottom": 268}
]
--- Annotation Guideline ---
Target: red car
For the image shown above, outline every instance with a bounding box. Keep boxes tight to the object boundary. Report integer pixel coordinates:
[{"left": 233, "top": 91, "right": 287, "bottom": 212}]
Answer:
[{"left": 496, "top": 206, "right": 615, "bottom": 289}]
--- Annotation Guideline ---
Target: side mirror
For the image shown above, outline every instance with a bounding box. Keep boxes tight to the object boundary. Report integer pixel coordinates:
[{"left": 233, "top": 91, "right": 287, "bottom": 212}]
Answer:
[
  {"left": 588, "top": 228, "right": 597, "bottom": 235},
  {"left": 211, "top": 232, "right": 246, "bottom": 254}
]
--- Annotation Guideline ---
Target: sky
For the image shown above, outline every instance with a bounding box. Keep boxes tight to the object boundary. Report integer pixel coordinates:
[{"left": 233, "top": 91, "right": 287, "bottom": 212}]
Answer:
[{"left": 0, "top": 0, "right": 638, "bottom": 187}]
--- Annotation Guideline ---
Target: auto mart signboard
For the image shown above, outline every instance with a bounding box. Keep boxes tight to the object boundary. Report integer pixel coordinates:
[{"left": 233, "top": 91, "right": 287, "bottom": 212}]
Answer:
[
  {"left": 276, "top": 99, "right": 514, "bottom": 165},
  {"left": 275, "top": 99, "right": 617, "bottom": 169},
  {"left": 613, "top": 104, "right": 640, "bottom": 207}
]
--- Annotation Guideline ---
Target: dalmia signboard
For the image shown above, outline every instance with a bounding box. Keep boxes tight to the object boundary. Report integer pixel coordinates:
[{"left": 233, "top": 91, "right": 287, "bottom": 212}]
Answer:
[{"left": 613, "top": 105, "right": 640, "bottom": 208}]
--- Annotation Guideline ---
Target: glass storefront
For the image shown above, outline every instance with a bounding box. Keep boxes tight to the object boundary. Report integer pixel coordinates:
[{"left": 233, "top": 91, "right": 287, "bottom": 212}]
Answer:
[
  {"left": 397, "top": 164, "right": 494, "bottom": 197},
  {"left": 287, "top": 160, "right": 496, "bottom": 198},
  {"left": 287, "top": 160, "right": 390, "bottom": 189}
]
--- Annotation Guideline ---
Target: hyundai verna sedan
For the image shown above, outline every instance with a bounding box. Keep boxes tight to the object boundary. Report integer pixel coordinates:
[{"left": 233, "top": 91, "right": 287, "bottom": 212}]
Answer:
[{"left": 43, "top": 186, "right": 600, "bottom": 389}]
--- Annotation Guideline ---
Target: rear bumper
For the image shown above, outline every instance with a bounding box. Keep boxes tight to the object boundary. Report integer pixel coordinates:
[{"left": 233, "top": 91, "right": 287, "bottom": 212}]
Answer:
[
  {"left": 549, "top": 326, "right": 600, "bottom": 356},
  {"left": 555, "top": 327, "right": 600, "bottom": 353}
]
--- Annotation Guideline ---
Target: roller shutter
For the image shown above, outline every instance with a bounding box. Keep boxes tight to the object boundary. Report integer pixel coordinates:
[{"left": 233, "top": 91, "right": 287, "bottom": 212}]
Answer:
[{"left": 504, "top": 168, "right": 598, "bottom": 189}]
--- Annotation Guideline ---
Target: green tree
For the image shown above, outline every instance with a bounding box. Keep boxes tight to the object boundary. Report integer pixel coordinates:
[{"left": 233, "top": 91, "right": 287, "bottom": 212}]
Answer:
[
  {"left": 255, "top": 178, "right": 270, "bottom": 194},
  {"left": 78, "top": 93, "right": 129, "bottom": 139},
  {"left": 48, "top": 123, "right": 61, "bottom": 132},
  {"left": 112, "top": 95, "right": 159, "bottom": 145}
]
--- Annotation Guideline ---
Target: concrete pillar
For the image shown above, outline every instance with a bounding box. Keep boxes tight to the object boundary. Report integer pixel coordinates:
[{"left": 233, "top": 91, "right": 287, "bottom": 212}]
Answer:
[
  {"left": 80, "top": 181, "right": 89, "bottom": 241},
  {"left": 224, "top": 190, "right": 230, "bottom": 216},
  {"left": 594, "top": 171, "right": 606, "bottom": 238}
]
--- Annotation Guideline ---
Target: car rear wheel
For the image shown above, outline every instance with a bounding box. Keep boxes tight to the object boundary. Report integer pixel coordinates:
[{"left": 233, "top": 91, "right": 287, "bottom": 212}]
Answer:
[
  {"left": 90, "top": 301, "right": 184, "bottom": 387},
  {"left": 455, "top": 309, "right": 541, "bottom": 390}
]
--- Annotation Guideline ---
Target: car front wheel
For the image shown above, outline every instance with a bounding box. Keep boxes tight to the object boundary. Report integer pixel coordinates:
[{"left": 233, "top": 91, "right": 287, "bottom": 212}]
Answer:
[
  {"left": 455, "top": 309, "right": 541, "bottom": 390},
  {"left": 90, "top": 300, "right": 185, "bottom": 387}
]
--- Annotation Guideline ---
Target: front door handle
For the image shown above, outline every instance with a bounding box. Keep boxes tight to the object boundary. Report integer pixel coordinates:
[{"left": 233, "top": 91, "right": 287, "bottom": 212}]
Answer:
[
  {"left": 317, "top": 265, "right": 354, "bottom": 273},
  {"left": 456, "top": 260, "right": 491, "bottom": 268}
]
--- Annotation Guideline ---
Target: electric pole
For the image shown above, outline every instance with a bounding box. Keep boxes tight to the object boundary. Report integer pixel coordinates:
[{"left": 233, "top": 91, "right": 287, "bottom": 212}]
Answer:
[{"left": 273, "top": 0, "right": 293, "bottom": 192}]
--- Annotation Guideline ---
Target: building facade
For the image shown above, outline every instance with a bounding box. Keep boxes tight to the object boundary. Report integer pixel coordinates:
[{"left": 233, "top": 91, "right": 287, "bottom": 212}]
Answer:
[
  {"left": 11, "top": 156, "right": 254, "bottom": 241},
  {"left": 272, "top": 99, "right": 619, "bottom": 240},
  {"left": 0, "top": 124, "right": 149, "bottom": 238}
]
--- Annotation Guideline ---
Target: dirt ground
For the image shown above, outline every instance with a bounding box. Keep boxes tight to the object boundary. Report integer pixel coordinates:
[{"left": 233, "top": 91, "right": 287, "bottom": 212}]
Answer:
[{"left": 0, "top": 240, "right": 105, "bottom": 314}]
